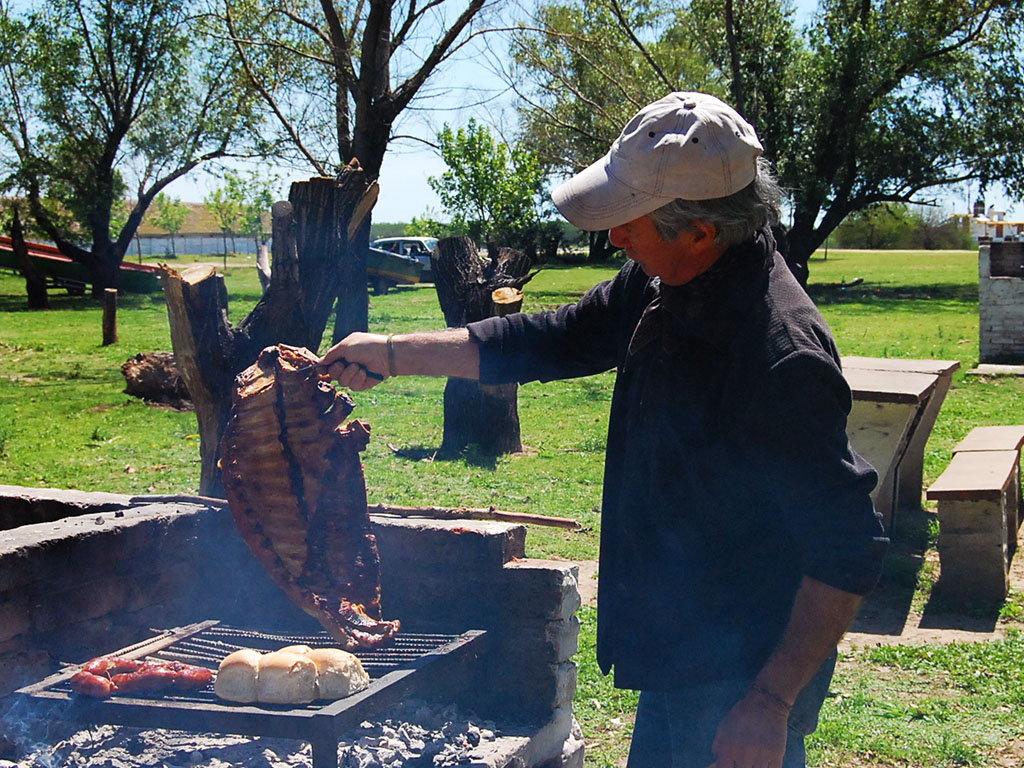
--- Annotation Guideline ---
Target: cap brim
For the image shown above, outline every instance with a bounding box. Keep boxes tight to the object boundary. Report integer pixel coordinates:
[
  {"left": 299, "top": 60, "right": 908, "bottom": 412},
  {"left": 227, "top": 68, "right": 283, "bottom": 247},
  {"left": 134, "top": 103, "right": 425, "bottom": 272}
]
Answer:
[{"left": 552, "top": 154, "right": 675, "bottom": 231}]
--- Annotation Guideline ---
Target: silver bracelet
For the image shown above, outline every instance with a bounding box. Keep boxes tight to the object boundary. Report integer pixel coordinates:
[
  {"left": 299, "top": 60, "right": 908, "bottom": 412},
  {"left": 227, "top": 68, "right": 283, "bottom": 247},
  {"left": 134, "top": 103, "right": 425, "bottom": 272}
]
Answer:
[{"left": 386, "top": 334, "right": 397, "bottom": 378}]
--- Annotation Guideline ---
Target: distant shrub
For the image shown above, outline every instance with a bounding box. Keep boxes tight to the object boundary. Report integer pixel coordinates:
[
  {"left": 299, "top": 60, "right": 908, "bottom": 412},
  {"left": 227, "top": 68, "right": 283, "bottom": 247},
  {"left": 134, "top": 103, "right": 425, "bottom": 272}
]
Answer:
[{"left": 835, "top": 203, "right": 974, "bottom": 249}]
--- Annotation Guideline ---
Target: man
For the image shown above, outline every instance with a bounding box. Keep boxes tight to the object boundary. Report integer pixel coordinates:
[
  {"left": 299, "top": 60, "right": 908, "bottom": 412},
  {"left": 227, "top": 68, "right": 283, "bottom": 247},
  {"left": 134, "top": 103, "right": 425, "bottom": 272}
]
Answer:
[{"left": 322, "top": 92, "right": 887, "bottom": 768}]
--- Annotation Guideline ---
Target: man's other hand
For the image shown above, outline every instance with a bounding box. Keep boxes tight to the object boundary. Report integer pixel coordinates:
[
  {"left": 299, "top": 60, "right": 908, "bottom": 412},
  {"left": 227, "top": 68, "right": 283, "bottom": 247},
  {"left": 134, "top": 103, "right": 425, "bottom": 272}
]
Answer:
[{"left": 710, "top": 690, "right": 789, "bottom": 768}]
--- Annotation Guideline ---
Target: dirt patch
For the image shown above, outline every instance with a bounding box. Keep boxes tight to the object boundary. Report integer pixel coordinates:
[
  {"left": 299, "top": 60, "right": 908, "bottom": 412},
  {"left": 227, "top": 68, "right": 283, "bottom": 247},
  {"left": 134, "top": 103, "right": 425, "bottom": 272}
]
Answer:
[{"left": 574, "top": 559, "right": 599, "bottom": 607}]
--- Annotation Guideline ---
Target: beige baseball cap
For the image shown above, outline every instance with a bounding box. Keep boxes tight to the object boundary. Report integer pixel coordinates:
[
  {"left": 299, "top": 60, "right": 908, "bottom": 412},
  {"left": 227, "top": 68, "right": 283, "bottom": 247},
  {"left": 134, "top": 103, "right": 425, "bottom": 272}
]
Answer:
[{"left": 552, "top": 92, "right": 764, "bottom": 231}]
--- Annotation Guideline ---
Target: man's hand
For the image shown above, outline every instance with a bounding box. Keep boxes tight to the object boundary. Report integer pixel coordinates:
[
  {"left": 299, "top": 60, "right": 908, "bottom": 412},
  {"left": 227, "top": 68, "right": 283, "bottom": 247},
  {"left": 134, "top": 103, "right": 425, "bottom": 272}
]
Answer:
[
  {"left": 320, "top": 332, "right": 389, "bottom": 391},
  {"left": 710, "top": 689, "right": 789, "bottom": 768}
]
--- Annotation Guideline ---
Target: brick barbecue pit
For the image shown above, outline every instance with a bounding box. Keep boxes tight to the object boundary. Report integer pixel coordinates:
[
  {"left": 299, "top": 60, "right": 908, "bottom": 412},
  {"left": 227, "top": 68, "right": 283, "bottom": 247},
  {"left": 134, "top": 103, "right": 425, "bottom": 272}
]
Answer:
[{"left": 0, "top": 485, "right": 583, "bottom": 768}]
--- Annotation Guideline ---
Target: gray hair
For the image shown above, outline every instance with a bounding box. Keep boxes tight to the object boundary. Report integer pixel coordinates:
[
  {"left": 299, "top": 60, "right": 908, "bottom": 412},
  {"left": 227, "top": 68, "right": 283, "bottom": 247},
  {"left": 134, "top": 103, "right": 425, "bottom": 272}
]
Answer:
[{"left": 647, "top": 157, "right": 783, "bottom": 248}]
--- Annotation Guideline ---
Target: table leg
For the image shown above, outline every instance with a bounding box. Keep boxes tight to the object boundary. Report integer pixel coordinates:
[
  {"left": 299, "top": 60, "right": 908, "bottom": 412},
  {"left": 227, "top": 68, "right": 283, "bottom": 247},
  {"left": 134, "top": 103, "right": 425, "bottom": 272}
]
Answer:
[
  {"left": 311, "top": 733, "right": 339, "bottom": 768},
  {"left": 897, "top": 373, "right": 954, "bottom": 510}
]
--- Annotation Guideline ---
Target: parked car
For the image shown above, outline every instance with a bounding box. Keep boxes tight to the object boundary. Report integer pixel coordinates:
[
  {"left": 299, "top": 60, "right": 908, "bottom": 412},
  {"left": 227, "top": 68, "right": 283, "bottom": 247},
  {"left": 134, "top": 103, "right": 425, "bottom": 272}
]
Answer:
[
  {"left": 371, "top": 236, "right": 437, "bottom": 281},
  {"left": 367, "top": 246, "right": 421, "bottom": 294}
]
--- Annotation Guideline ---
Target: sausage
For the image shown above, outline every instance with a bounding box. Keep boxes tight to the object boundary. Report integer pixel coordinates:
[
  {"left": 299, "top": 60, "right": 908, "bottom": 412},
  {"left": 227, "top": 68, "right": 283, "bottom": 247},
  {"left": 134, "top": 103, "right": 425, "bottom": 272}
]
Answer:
[
  {"left": 71, "top": 656, "right": 213, "bottom": 698},
  {"left": 69, "top": 670, "right": 115, "bottom": 698}
]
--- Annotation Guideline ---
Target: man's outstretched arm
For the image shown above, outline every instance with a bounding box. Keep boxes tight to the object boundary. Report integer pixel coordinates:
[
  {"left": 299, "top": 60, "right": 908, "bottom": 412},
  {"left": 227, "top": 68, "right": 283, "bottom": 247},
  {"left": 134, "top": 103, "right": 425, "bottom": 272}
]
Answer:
[{"left": 320, "top": 330, "right": 480, "bottom": 390}]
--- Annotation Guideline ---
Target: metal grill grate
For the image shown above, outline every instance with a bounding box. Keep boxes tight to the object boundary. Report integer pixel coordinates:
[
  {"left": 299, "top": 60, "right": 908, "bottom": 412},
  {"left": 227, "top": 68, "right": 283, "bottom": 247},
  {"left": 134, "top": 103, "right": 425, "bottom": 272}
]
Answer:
[{"left": 18, "top": 621, "right": 487, "bottom": 768}]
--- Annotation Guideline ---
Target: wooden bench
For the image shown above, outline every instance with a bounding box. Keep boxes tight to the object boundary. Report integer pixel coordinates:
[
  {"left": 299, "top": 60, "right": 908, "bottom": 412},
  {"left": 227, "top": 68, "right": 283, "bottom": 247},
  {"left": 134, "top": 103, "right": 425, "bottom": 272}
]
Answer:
[
  {"left": 926, "top": 436, "right": 1022, "bottom": 603},
  {"left": 843, "top": 357, "right": 960, "bottom": 511},
  {"left": 953, "top": 425, "right": 1024, "bottom": 540},
  {"left": 843, "top": 367, "right": 939, "bottom": 532}
]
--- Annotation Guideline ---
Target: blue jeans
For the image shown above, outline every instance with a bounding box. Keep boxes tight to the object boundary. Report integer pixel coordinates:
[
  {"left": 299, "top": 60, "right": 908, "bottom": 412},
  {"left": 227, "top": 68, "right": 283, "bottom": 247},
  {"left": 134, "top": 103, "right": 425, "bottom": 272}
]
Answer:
[{"left": 626, "top": 656, "right": 836, "bottom": 768}]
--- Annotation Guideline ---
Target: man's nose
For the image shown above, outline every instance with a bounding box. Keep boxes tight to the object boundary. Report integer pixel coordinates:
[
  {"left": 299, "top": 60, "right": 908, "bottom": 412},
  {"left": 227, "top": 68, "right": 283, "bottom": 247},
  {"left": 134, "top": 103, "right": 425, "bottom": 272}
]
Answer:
[{"left": 609, "top": 225, "right": 628, "bottom": 247}]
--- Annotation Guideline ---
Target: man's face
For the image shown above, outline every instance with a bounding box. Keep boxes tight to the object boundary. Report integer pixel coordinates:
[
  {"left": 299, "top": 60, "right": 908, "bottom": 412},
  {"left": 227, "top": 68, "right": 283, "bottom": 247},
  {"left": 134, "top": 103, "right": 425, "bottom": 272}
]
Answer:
[{"left": 608, "top": 215, "right": 721, "bottom": 286}]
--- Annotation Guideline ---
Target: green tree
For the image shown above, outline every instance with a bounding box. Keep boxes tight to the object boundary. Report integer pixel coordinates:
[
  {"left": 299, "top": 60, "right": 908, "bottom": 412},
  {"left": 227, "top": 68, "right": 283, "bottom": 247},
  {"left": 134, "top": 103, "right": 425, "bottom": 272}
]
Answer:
[
  {"left": 835, "top": 203, "right": 975, "bottom": 250},
  {"left": 425, "top": 120, "right": 546, "bottom": 256},
  {"left": 0, "top": 0, "right": 262, "bottom": 296},
  {"left": 205, "top": 182, "right": 244, "bottom": 258},
  {"left": 511, "top": 0, "right": 714, "bottom": 174},
  {"left": 834, "top": 203, "right": 917, "bottom": 249},
  {"left": 513, "top": 0, "right": 1024, "bottom": 278},
  {"left": 222, "top": 0, "right": 490, "bottom": 180},
  {"left": 151, "top": 193, "right": 189, "bottom": 257},
  {"left": 235, "top": 170, "right": 280, "bottom": 252}
]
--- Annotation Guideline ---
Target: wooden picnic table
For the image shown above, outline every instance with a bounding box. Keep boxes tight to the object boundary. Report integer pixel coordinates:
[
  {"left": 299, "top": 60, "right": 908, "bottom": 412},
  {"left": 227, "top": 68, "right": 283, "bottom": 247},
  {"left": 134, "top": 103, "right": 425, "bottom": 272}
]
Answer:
[{"left": 842, "top": 365, "right": 942, "bottom": 531}]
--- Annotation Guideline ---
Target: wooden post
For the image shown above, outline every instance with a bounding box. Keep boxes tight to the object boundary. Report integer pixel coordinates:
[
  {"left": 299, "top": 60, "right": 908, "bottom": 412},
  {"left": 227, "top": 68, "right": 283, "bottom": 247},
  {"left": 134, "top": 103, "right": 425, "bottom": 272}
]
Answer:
[
  {"left": 102, "top": 288, "right": 118, "bottom": 345},
  {"left": 432, "top": 238, "right": 535, "bottom": 456}
]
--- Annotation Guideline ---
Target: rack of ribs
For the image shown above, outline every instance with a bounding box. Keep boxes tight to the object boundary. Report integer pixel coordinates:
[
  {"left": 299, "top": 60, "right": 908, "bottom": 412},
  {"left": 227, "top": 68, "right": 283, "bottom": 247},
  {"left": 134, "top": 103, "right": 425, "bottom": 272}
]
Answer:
[{"left": 220, "top": 344, "right": 400, "bottom": 649}]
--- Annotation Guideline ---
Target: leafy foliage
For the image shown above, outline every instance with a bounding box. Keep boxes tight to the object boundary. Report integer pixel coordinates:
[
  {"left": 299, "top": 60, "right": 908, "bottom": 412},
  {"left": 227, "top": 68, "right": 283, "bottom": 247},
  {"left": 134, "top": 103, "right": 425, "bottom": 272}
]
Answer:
[
  {"left": 510, "top": 0, "right": 715, "bottom": 175},
  {"left": 204, "top": 186, "right": 243, "bottom": 256},
  {"left": 834, "top": 203, "right": 975, "bottom": 249},
  {"left": 424, "top": 119, "right": 545, "bottom": 251},
  {"left": 204, "top": 168, "right": 280, "bottom": 256},
  {"left": 0, "top": 0, "right": 262, "bottom": 292},
  {"left": 512, "top": 0, "right": 1024, "bottom": 269},
  {"left": 150, "top": 194, "right": 188, "bottom": 256}
]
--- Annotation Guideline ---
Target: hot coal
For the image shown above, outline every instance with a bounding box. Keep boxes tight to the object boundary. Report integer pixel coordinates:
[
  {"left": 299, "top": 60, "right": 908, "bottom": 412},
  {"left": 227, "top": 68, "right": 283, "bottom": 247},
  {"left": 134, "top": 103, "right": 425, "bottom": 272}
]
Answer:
[{"left": 6, "top": 701, "right": 497, "bottom": 768}]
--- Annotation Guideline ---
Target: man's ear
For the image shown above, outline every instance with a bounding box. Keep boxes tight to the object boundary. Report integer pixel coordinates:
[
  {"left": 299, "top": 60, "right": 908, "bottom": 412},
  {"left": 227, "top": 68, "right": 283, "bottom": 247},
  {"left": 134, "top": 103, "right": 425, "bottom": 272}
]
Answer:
[{"left": 691, "top": 220, "right": 718, "bottom": 246}]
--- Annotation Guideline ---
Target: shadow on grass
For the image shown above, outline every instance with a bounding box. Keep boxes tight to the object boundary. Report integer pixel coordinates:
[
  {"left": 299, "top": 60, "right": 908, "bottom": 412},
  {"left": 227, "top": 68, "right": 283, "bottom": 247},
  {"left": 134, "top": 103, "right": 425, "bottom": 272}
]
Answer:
[
  {"left": 807, "top": 282, "right": 977, "bottom": 306},
  {"left": 388, "top": 443, "right": 499, "bottom": 470},
  {"left": 851, "top": 503, "right": 1004, "bottom": 634},
  {"left": 849, "top": 504, "right": 934, "bottom": 636},
  {"left": 917, "top": 587, "right": 1002, "bottom": 632},
  {"left": 0, "top": 292, "right": 160, "bottom": 313}
]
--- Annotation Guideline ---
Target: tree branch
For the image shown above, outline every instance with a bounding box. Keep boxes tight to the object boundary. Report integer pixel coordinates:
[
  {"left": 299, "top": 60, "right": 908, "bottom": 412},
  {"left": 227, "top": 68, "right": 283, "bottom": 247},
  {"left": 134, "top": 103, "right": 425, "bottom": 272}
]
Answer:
[
  {"left": 390, "top": 0, "right": 486, "bottom": 117},
  {"left": 606, "top": 0, "right": 673, "bottom": 93},
  {"left": 225, "top": 0, "right": 328, "bottom": 175}
]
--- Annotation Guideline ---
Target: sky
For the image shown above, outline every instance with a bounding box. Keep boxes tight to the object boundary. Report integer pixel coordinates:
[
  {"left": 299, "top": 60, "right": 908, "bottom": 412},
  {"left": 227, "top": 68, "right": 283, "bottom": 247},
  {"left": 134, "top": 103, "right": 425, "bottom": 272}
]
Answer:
[{"left": 164, "top": 1, "right": 1017, "bottom": 224}]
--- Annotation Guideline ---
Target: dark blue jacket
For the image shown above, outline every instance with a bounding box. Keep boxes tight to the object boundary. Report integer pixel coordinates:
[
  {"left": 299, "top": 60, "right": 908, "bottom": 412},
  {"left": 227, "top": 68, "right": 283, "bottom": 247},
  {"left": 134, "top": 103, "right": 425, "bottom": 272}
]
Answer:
[{"left": 467, "top": 230, "right": 887, "bottom": 690}]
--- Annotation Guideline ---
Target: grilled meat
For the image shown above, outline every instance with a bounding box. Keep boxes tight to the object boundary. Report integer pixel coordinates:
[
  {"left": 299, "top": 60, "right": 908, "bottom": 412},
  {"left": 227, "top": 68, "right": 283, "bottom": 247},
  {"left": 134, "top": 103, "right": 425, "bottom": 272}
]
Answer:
[{"left": 220, "top": 344, "right": 400, "bottom": 649}]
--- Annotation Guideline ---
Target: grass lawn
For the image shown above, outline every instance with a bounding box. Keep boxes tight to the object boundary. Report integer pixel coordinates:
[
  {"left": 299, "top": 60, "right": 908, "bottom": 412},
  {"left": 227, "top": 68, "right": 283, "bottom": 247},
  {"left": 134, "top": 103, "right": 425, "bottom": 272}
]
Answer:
[{"left": 2, "top": 248, "right": 1023, "bottom": 766}]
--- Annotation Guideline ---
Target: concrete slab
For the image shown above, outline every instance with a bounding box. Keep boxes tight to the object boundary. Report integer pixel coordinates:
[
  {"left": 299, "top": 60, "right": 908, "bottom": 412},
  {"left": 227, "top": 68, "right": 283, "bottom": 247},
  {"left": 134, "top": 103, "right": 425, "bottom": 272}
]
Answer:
[{"left": 966, "top": 364, "right": 1024, "bottom": 376}]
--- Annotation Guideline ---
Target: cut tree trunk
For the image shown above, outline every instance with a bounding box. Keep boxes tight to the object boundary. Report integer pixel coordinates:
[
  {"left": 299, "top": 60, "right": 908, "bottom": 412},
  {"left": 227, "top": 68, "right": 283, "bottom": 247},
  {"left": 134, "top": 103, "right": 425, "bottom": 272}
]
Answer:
[
  {"left": 121, "top": 352, "right": 191, "bottom": 405},
  {"left": 332, "top": 180, "right": 378, "bottom": 343},
  {"left": 9, "top": 208, "right": 48, "bottom": 309},
  {"left": 162, "top": 162, "right": 376, "bottom": 495},
  {"left": 431, "top": 237, "right": 535, "bottom": 456}
]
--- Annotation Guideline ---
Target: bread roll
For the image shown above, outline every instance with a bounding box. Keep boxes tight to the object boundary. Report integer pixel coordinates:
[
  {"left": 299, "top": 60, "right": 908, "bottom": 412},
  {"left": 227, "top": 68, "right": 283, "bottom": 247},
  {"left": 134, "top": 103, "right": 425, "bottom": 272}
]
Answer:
[
  {"left": 215, "top": 649, "right": 261, "bottom": 703},
  {"left": 278, "top": 644, "right": 313, "bottom": 655},
  {"left": 256, "top": 651, "right": 317, "bottom": 704},
  {"left": 306, "top": 648, "right": 370, "bottom": 699}
]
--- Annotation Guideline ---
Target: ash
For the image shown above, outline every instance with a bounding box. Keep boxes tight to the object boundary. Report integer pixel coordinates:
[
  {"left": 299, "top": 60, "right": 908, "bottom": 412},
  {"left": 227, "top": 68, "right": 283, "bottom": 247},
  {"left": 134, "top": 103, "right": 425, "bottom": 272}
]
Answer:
[
  {"left": 341, "top": 702, "right": 496, "bottom": 768},
  {"left": 3, "top": 701, "right": 496, "bottom": 768}
]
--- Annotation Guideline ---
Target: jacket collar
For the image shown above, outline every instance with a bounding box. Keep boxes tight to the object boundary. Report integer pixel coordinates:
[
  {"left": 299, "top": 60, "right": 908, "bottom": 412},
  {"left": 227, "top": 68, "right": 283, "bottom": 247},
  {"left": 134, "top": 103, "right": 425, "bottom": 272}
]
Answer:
[{"left": 656, "top": 227, "right": 776, "bottom": 349}]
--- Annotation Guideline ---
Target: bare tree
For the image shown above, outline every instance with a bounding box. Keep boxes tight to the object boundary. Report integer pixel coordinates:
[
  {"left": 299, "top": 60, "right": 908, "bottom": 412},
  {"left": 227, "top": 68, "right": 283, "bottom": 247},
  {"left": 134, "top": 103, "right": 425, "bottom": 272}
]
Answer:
[{"left": 222, "top": 0, "right": 494, "bottom": 338}]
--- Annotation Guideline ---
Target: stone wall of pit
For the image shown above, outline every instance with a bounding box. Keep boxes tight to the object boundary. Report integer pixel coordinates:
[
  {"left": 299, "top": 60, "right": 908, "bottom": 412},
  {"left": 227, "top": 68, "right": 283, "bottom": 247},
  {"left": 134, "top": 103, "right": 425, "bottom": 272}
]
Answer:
[
  {"left": 0, "top": 486, "right": 580, "bottom": 755},
  {"left": 979, "top": 243, "right": 1024, "bottom": 363}
]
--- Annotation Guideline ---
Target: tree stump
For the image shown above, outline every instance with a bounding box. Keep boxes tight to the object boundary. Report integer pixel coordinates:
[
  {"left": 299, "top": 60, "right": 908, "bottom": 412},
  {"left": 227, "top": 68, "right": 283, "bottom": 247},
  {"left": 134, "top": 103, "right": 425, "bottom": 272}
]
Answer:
[
  {"left": 162, "top": 163, "right": 376, "bottom": 495},
  {"left": 431, "top": 237, "right": 535, "bottom": 456},
  {"left": 121, "top": 352, "right": 191, "bottom": 405}
]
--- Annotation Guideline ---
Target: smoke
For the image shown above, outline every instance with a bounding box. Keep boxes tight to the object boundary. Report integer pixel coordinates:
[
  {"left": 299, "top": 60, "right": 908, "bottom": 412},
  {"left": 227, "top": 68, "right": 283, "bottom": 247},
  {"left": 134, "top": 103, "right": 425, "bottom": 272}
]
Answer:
[{"left": 0, "top": 696, "right": 78, "bottom": 767}]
